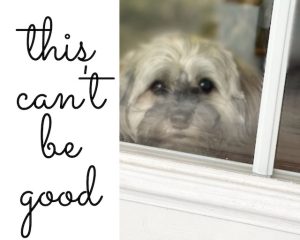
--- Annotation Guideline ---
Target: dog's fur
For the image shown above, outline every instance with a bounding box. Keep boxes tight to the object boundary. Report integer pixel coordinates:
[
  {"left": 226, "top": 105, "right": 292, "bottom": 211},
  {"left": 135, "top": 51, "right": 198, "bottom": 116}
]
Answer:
[{"left": 120, "top": 34, "right": 261, "bottom": 161}]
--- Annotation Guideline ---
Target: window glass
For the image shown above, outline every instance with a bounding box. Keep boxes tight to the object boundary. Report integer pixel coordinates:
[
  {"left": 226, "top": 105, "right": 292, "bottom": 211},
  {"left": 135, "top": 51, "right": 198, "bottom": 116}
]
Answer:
[
  {"left": 120, "top": 0, "right": 273, "bottom": 163},
  {"left": 275, "top": 1, "right": 300, "bottom": 172}
]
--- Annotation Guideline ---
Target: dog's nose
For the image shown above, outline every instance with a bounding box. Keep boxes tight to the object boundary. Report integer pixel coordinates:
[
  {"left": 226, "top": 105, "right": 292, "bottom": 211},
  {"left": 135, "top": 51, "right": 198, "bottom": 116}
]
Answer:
[{"left": 170, "top": 111, "right": 191, "bottom": 129}]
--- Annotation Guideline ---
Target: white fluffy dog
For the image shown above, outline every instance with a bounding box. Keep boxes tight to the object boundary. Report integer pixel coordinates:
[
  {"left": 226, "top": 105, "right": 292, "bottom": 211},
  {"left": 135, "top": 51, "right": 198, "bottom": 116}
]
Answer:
[{"left": 120, "top": 34, "right": 261, "bottom": 161}]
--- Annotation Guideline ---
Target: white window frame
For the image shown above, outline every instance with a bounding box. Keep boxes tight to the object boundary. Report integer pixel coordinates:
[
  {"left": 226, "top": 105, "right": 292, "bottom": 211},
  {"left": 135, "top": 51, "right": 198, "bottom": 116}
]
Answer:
[
  {"left": 253, "top": 0, "right": 297, "bottom": 176},
  {"left": 120, "top": 0, "right": 300, "bottom": 235},
  {"left": 120, "top": 142, "right": 300, "bottom": 235}
]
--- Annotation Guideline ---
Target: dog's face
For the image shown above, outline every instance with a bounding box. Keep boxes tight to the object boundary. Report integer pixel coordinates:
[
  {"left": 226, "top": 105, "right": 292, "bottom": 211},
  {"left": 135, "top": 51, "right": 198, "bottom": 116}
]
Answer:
[{"left": 121, "top": 34, "right": 261, "bottom": 159}]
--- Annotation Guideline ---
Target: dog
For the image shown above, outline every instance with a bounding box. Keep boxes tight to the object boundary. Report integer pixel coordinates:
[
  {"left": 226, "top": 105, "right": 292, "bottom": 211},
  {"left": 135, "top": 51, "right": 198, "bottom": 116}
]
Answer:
[{"left": 120, "top": 34, "right": 261, "bottom": 162}]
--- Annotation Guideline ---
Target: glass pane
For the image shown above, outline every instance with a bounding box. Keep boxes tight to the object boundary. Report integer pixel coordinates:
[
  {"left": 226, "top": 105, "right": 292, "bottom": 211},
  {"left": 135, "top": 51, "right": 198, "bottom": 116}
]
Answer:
[
  {"left": 120, "top": 0, "right": 273, "bottom": 163},
  {"left": 275, "top": 1, "right": 300, "bottom": 172}
]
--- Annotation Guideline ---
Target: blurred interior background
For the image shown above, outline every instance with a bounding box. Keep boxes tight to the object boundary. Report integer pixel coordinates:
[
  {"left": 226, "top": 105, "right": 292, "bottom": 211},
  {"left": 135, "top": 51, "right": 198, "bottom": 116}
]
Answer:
[{"left": 121, "top": 0, "right": 273, "bottom": 71}]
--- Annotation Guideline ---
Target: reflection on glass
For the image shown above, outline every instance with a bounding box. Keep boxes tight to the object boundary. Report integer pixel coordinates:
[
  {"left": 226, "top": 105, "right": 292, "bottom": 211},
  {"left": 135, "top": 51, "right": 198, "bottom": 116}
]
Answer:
[
  {"left": 120, "top": 0, "right": 273, "bottom": 163},
  {"left": 275, "top": 2, "right": 300, "bottom": 172}
]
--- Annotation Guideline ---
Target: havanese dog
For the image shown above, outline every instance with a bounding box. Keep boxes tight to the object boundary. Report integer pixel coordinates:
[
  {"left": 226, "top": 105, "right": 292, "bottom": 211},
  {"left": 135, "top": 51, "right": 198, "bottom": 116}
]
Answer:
[{"left": 120, "top": 33, "right": 261, "bottom": 162}]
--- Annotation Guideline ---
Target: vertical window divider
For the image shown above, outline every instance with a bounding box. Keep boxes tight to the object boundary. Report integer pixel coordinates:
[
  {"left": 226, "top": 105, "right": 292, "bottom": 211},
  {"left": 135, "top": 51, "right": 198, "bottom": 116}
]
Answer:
[{"left": 253, "top": 0, "right": 297, "bottom": 176}]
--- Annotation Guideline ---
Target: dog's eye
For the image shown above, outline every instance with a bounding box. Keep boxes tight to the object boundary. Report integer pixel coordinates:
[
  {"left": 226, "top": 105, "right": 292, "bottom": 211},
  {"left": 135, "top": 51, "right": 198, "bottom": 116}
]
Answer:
[
  {"left": 199, "top": 78, "right": 214, "bottom": 94},
  {"left": 150, "top": 80, "right": 168, "bottom": 95}
]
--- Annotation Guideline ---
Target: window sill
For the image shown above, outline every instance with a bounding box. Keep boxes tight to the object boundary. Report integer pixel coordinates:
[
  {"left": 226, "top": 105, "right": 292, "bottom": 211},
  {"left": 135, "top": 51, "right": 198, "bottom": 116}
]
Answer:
[{"left": 120, "top": 142, "right": 300, "bottom": 235}]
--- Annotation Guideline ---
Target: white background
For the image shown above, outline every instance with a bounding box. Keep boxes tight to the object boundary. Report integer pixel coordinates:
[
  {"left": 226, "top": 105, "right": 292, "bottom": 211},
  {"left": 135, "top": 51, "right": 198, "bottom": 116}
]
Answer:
[{"left": 0, "top": 0, "right": 119, "bottom": 239}]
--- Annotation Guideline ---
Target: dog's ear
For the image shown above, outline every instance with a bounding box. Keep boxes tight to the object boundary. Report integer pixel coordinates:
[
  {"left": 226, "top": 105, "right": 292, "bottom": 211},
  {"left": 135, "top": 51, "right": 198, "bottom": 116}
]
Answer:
[
  {"left": 120, "top": 50, "right": 138, "bottom": 143},
  {"left": 120, "top": 50, "right": 137, "bottom": 102},
  {"left": 235, "top": 58, "right": 262, "bottom": 133},
  {"left": 236, "top": 59, "right": 262, "bottom": 98}
]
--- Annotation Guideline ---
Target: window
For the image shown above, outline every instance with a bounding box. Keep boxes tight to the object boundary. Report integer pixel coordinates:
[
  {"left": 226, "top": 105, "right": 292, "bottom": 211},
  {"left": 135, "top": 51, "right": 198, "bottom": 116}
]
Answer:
[
  {"left": 120, "top": 1, "right": 300, "bottom": 237},
  {"left": 120, "top": 0, "right": 299, "bottom": 177}
]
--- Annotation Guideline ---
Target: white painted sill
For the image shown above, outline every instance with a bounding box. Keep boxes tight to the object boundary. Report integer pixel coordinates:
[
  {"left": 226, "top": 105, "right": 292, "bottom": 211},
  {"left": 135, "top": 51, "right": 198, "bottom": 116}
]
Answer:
[{"left": 120, "top": 142, "right": 300, "bottom": 235}]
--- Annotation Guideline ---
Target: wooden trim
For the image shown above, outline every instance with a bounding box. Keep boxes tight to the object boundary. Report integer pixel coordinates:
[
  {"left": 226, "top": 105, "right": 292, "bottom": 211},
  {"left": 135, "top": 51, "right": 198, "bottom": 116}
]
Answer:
[{"left": 226, "top": 0, "right": 262, "bottom": 6}]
